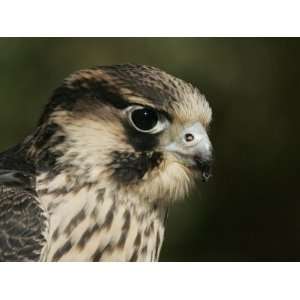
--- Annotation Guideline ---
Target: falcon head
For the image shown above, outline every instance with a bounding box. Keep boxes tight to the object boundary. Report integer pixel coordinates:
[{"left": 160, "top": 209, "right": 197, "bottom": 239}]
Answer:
[{"left": 30, "top": 64, "right": 213, "bottom": 204}]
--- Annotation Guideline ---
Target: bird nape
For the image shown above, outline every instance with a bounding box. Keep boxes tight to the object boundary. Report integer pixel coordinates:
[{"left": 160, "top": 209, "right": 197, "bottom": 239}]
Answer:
[{"left": 0, "top": 64, "right": 213, "bottom": 261}]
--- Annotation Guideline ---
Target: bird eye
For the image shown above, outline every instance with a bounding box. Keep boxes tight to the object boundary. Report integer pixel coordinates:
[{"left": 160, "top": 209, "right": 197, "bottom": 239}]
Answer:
[{"left": 125, "top": 106, "right": 168, "bottom": 134}]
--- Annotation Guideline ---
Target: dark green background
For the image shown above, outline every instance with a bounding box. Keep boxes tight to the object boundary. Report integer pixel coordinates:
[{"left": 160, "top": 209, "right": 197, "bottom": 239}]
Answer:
[{"left": 0, "top": 38, "right": 298, "bottom": 261}]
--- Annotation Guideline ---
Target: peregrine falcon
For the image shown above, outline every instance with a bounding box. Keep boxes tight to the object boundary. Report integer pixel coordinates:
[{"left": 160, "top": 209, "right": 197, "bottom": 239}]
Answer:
[{"left": 0, "top": 64, "right": 213, "bottom": 261}]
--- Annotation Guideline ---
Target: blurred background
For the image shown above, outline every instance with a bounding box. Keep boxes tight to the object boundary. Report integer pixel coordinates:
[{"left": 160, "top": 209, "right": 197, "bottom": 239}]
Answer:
[{"left": 0, "top": 38, "right": 299, "bottom": 261}]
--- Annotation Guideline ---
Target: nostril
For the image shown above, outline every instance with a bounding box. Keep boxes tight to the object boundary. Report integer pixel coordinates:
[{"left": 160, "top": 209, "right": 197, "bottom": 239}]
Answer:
[{"left": 184, "top": 133, "right": 194, "bottom": 142}]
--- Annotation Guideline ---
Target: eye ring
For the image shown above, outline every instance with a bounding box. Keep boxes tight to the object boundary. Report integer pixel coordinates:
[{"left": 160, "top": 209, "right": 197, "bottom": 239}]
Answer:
[{"left": 125, "top": 105, "right": 169, "bottom": 134}]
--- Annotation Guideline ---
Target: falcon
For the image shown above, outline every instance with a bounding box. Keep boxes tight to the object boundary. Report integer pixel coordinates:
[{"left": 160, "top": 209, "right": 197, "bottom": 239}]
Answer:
[{"left": 0, "top": 64, "right": 213, "bottom": 261}]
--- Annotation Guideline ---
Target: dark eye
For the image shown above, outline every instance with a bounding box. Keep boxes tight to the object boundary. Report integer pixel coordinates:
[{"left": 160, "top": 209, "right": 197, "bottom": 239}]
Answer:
[
  {"left": 125, "top": 106, "right": 169, "bottom": 134},
  {"left": 131, "top": 108, "right": 158, "bottom": 131}
]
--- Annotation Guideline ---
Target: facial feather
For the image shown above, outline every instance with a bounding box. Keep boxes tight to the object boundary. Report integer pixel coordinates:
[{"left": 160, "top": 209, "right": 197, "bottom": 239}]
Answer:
[{"left": 28, "top": 64, "right": 212, "bottom": 205}]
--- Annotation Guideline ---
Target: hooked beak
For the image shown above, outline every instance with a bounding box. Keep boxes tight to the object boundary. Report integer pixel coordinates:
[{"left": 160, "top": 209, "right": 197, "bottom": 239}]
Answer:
[{"left": 164, "top": 122, "right": 213, "bottom": 182}]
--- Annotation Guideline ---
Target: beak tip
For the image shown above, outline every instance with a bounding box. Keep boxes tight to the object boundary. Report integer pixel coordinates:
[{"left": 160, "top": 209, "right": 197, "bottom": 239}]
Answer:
[
  {"left": 201, "top": 172, "right": 212, "bottom": 182},
  {"left": 194, "top": 156, "right": 213, "bottom": 183}
]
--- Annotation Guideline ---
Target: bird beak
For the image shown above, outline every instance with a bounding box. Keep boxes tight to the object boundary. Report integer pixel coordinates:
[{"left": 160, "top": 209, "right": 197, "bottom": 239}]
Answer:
[{"left": 164, "top": 122, "right": 213, "bottom": 182}]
